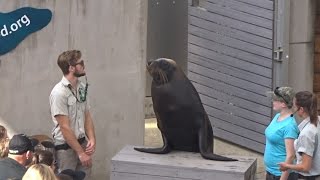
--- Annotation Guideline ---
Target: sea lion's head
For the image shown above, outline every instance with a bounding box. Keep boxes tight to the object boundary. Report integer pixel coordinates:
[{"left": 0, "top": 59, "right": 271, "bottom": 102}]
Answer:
[{"left": 147, "top": 58, "right": 178, "bottom": 85}]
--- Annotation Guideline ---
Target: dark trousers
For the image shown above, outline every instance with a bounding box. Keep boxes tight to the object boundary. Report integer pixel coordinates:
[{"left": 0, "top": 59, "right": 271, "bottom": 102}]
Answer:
[{"left": 266, "top": 171, "right": 298, "bottom": 180}]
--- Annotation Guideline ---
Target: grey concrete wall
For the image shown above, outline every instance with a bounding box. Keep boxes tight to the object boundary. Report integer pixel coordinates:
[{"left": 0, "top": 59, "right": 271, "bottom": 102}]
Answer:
[
  {"left": 145, "top": 0, "right": 188, "bottom": 96},
  {"left": 289, "top": 0, "right": 316, "bottom": 92},
  {"left": 0, "top": 1, "right": 147, "bottom": 179}
]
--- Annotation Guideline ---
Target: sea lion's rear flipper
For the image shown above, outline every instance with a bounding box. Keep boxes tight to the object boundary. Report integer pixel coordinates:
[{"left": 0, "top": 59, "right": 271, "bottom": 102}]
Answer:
[
  {"left": 198, "top": 128, "right": 238, "bottom": 161},
  {"left": 134, "top": 134, "right": 171, "bottom": 154},
  {"left": 134, "top": 146, "right": 170, "bottom": 154}
]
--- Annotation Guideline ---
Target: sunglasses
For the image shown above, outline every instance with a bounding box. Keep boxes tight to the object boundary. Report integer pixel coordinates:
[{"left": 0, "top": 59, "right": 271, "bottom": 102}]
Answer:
[
  {"left": 71, "top": 60, "right": 84, "bottom": 66},
  {"left": 274, "top": 87, "right": 288, "bottom": 104}
]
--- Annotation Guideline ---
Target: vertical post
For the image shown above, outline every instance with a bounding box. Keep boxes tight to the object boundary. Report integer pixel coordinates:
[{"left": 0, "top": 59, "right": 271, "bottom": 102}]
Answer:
[
  {"left": 191, "top": 0, "right": 199, "bottom": 7},
  {"left": 273, "top": 0, "right": 291, "bottom": 88}
]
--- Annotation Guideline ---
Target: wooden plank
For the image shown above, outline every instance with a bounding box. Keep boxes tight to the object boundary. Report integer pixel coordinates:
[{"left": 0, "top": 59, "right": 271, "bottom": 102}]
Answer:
[
  {"left": 189, "top": 25, "right": 272, "bottom": 59},
  {"left": 188, "top": 72, "right": 272, "bottom": 107},
  {"left": 188, "top": 44, "right": 271, "bottom": 77},
  {"left": 188, "top": 54, "right": 272, "bottom": 88},
  {"left": 213, "top": 128, "right": 265, "bottom": 153},
  {"left": 207, "top": 0, "right": 273, "bottom": 20},
  {"left": 189, "top": 7, "right": 272, "bottom": 39},
  {"left": 199, "top": 93, "right": 270, "bottom": 125},
  {"left": 189, "top": 15, "right": 272, "bottom": 49},
  {"left": 209, "top": 114, "right": 265, "bottom": 143},
  {"left": 203, "top": 104, "right": 268, "bottom": 132},
  {"left": 188, "top": 62, "right": 270, "bottom": 95},
  {"left": 201, "top": 1, "right": 273, "bottom": 29},
  {"left": 229, "top": 0, "right": 274, "bottom": 10},
  {"left": 190, "top": 44, "right": 263, "bottom": 74},
  {"left": 189, "top": 35, "right": 272, "bottom": 72},
  {"left": 111, "top": 146, "right": 257, "bottom": 180},
  {"left": 194, "top": 82, "right": 271, "bottom": 117},
  {"left": 112, "top": 172, "right": 194, "bottom": 180}
]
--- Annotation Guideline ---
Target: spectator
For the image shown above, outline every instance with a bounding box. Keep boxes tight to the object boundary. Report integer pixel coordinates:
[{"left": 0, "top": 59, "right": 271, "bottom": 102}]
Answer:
[
  {"left": 0, "top": 134, "right": 38, "bottom": 180},
  {"left": 0, "top": 125, "right": 9, "bottom": 158},
  {"left": 0, "top": 137, "right": 9, "bottom": 158},
  {"left": 279, "top": 91, "right": 320, "bottom": 179},
  {"left": 28, "top": 149, "right": 56, "bottom": 172},
  {"left": 264, "top": 87, "right": 299, "bottom": 180},
  {"left": 0, "top": 125, "right": 8, "bottom": 140},
  {"left": 22, "top": 163, "right": 57, "bottom": 180}
]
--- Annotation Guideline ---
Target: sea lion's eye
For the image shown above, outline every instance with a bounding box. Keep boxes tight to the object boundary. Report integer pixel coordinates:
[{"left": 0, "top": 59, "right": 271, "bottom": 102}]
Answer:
[{"left": 161, "top": 61, "right": 169, "bottom": 69}]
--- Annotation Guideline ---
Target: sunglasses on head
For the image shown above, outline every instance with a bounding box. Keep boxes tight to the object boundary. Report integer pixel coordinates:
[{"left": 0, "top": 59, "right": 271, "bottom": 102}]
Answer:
[{"left": 274, "top": 87, "right": 288, "bottom": 104}]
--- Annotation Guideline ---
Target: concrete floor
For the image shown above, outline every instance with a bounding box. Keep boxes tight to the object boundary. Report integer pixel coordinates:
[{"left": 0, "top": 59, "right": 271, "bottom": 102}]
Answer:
[{"left": 144, "top": 118, "right": 266, "bottom": 180}]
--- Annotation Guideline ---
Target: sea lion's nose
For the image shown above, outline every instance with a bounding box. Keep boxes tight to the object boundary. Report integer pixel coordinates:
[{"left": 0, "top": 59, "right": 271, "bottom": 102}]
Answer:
[{"left": 147, "top": 59, "right": 156, "bottom": 67}]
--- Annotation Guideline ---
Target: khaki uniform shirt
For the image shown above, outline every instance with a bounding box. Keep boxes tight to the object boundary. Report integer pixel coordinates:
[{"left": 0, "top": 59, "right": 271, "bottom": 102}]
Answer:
[
  {"left": 295, "top": 117, "right": 320, "bottom": 176},
  {"left": 50, "top": 76, "right": 89, "bottom": 145}
]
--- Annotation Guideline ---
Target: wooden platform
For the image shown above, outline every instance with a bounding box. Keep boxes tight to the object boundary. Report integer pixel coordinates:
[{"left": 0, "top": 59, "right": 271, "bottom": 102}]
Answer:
[{"left": 111, "top": 145, "right": 257, "bottom": 180}]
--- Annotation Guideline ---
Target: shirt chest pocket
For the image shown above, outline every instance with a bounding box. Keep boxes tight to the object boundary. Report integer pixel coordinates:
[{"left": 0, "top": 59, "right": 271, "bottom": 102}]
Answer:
[{"left": 67, "top": 96, "right": 77, "bottom": 115}]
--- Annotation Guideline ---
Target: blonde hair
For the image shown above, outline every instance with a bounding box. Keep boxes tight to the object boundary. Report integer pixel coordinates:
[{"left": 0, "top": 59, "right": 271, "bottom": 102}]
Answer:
[
  {"left": 0, "top": 125, "right": 9, "bottom": 158},
  {"left": 22, "top": 164, "right": 57, "bottom": 180},
  {"left": 0, "top": 125, "right": 7, "bottom": 140},
  {"left": 0, "top": 138, "right": 9, "bottom": 158}
]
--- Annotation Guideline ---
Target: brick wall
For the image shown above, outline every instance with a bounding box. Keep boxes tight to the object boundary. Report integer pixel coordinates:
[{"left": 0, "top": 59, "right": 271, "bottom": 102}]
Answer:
[{"left": 314, "top": 2, "right": 320, "bottom": 111}]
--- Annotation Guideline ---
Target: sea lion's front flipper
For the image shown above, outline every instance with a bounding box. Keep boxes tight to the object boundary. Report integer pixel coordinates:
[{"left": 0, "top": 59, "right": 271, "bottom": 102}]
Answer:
[
  {"left": 198, "top": 128, "right": 237, "bottom": 161},
  {"left": 134, "top": 133, "right": 171, "bottom": 154}
]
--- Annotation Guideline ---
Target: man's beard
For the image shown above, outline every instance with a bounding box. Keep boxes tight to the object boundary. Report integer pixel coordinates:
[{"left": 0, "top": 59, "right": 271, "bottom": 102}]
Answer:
[{"left": 74, "top": 71, "right": 86, "bottom": 77}]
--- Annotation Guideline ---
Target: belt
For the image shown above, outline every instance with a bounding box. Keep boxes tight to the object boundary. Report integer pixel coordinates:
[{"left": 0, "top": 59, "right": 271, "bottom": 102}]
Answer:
[
  {"left": 266, "top": 171, "right": 280, "bottom": 180},
  {"left": 266, "top": 171, "right": 298, "bottom": 180},
  {"left": 298, "top": 174, "right": 320, "bottom": 180},
  {"left": 55, "top": 137, "right": 86, "bottom": 151}
]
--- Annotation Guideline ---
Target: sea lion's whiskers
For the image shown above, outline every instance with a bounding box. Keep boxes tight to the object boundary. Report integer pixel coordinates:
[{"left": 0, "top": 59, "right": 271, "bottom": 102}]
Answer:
[
  {"left": 163, "top": 72, "right": 168, "bottom": 84},
  {"left": 155, "top": 70, "right": 161, "bottom": 83},
  {"left": 161, "top": 71, "right": 168, "bottom": 84},
  {"left": 159, "top": 71, "right": 165, "bottom": 84}
]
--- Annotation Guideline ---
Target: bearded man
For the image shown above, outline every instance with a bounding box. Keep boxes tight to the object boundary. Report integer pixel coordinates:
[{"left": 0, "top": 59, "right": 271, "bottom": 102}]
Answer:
[{"left": 50, "top": 50, "right": 96, "bottom": 180}]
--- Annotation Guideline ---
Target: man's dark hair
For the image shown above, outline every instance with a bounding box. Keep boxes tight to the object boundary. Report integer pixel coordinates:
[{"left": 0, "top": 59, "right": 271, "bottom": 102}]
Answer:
[{"left": 57, "top": 50, "right": 82, "bottom": 75}]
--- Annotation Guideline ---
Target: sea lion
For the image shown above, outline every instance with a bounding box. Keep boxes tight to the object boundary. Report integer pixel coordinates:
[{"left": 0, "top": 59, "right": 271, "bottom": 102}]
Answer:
[{"left": 134, "top": 58, "right": 237, "bottom": 161}]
